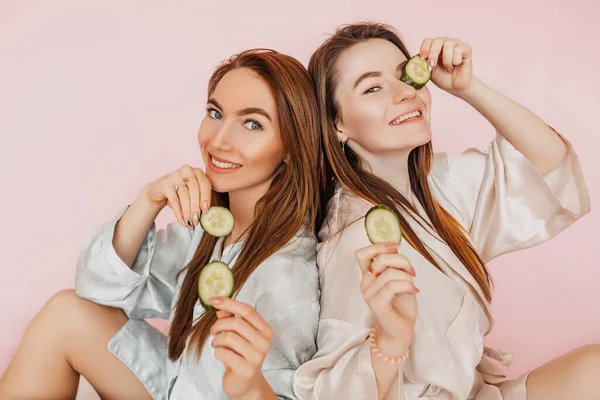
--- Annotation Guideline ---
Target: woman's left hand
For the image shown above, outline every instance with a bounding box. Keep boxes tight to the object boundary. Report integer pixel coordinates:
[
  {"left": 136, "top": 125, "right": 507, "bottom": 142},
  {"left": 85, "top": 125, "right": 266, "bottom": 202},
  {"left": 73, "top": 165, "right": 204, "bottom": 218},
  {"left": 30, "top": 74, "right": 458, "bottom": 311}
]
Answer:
[
  {"left": 419, "top": 37, "right": 473, "bottom": 94},
  {"left": 209, "top": 297, "right": 275, "bottom": 400}
]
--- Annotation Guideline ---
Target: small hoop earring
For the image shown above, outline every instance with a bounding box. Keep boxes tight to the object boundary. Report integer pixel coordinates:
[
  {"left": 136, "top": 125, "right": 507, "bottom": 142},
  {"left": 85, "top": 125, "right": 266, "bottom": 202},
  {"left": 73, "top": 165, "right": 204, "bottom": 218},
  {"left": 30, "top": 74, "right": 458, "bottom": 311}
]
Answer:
[{"left": 341, "top": 139, "right": 347, "bottom": 155}]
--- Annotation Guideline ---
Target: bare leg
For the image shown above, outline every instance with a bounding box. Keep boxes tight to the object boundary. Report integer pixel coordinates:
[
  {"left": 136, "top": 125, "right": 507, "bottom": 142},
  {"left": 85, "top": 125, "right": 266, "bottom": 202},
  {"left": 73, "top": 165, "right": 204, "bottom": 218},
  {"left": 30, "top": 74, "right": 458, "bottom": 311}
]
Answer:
[
  {"left": 526, "top": 345, "right": 600, "bottom": 400},
  {"left": 0, "top": 289, "right": 153, "bottom": 400}
]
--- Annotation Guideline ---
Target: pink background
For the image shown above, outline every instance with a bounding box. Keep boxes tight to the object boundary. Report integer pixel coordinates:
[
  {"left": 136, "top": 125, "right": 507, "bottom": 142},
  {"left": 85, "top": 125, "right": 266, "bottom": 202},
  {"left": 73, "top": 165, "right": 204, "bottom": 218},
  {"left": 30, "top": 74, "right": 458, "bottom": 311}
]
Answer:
[{"left": 1, "top": 0, "right": 599, "bottom": 384}]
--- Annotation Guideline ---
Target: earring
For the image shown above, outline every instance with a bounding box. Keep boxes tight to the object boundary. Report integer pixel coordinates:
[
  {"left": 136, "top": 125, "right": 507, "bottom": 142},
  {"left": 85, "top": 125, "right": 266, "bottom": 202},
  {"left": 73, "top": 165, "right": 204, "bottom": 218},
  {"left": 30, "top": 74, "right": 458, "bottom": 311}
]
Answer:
[{"left": 341, "top": 139, "right": 347, "bottom": 155}]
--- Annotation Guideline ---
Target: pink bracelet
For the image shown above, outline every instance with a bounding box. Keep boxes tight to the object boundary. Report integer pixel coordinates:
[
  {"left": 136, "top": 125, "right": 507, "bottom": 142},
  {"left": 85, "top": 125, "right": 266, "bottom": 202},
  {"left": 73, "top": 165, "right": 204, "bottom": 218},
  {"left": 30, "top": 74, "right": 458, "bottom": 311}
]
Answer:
[{"left": 368, "top": 325, "right": 409, "bottom": 364}]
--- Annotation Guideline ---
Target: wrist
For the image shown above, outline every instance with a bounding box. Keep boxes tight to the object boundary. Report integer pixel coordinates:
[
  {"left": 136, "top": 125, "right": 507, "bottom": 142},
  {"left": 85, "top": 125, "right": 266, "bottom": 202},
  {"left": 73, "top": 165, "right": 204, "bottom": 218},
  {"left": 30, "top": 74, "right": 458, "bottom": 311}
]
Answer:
[
  {"left": 234, "top": 375, "right": 275, "bottom": 400},
  {"left": 451, "top": 74, "right": 487, "bottom": 103},
  {"left": 375, "top": 329, "right": 410, "bottom": 358}
]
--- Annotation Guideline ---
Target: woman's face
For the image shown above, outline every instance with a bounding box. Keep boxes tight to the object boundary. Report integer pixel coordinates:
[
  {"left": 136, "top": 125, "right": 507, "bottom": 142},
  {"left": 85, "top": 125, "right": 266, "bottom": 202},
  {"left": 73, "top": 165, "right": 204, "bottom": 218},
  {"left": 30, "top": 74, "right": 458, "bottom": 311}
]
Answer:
[
  {"left": 197, "top": 67, "right": 285, "bottom": 194},
  {"left": 334, "top": 39, "right": 432, "bottom": 155}
]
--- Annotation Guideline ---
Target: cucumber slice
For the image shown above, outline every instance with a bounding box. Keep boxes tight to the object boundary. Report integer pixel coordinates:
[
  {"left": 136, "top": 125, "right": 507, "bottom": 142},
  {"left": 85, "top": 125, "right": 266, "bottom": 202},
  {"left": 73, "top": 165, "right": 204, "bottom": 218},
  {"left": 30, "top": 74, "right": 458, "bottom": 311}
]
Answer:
[
  {"left": 401, "top": 55, "right": 431, "bottom": 90},
  {"left": 200, "top": 206, "right": 235, "bottom": 237},
  {"left": 198, "top": 261, "right": 234, "bottom": 312},
  {"left": 365, "top": 205, "right": 402, "bottom": 244}
]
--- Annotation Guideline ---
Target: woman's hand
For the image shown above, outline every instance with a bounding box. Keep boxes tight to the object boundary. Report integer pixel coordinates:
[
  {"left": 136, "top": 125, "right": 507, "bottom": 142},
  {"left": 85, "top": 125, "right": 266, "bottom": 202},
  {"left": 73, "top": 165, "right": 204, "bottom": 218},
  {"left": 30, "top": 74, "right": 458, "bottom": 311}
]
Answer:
[
  {"left": 139, "top": 164, "right": 212, "bottom": 230},
  {"left": 209, "top": 297, "right": 276, "bottom": 400},
  {"left": 419, "top": 37, "right": 474, "bottom": 95},
  {"left": 357, "top": 243, "right": 418, "bottom": 356}
]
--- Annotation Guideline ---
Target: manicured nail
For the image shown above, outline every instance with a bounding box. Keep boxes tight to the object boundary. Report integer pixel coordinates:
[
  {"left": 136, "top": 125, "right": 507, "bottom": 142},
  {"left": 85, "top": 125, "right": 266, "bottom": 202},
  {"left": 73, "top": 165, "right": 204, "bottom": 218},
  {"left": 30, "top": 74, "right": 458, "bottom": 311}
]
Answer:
[
  {"left": 193, "top": 214, "right": 199, "bottom": 225},
  {"left": 210, "top": 298, "right": 223, "bottom": 306},
  {"left": 202, "top": 201, "right": 209, "bottom": 213},
  {"left": 428, "top": 58, "right": 435, "bottom": 69},
  {"left": 386, "top": 244, "right": 400, "bottom": 252}
]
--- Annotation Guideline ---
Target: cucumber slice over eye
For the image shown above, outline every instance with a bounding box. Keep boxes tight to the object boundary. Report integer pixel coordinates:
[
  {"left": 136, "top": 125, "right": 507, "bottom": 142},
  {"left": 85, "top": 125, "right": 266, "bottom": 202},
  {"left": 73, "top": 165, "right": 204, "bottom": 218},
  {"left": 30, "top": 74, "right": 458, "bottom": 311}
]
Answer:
[
  {"left": 200, "top": 206, "right": 235, "bottom": 237},
  {"left": 401, "top": 55, "right": 431, "bottom": 90},
  {"left": 198, "top": 261, "right": 234, "bottom": 312},
  {"left": 365, "top": 204, "right": 402, "bottom": 244}
]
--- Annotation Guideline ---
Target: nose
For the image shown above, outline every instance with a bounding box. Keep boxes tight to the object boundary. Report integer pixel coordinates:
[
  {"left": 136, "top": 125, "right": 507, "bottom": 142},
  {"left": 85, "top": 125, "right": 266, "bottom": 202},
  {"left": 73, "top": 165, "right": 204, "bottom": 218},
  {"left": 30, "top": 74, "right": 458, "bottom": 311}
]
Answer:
[
  {"left": 210, "top": 120, "right": 234, "bottom": 151},
  {"left": 391, "top": 79, "right": 417, "bottom": 104}
]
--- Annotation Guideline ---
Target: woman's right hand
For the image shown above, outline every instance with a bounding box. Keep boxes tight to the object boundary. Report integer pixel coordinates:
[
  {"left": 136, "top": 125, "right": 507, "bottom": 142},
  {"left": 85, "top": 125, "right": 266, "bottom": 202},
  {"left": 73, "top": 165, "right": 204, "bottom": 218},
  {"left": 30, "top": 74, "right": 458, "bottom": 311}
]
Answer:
[
  {"left": 356, "top": 243, "right": 418, "bottom": 356},
  {"left": 140, "top": 164, "right": 212, "bottom": 229}
]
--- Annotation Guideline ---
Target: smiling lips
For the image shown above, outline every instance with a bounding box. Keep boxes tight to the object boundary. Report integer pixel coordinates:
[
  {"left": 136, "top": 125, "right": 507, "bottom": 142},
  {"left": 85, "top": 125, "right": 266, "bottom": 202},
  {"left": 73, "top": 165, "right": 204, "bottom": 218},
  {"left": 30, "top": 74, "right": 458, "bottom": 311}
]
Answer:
[
  {"left": 389, "top": 110, "right": 422, "bottom": 126},
  {"left": 208, "top": 153, "right": 242, "bottom": 172}
]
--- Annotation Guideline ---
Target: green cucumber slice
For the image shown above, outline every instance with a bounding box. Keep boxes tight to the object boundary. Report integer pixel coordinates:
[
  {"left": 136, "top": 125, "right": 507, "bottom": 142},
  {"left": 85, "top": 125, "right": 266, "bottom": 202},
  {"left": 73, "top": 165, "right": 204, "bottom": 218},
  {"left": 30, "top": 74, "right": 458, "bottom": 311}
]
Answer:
[
  {"left": 365, "top": 204, "right": 402, "bottom": 244},
  {"left": 401, "top": 55, "right": 431, "bottom": 90},
  {"left": 200, "top": 206, "right": 235, "bottom": 237},
  {"left": 198, "top": 261, "right": 234, "bottom": 312}
]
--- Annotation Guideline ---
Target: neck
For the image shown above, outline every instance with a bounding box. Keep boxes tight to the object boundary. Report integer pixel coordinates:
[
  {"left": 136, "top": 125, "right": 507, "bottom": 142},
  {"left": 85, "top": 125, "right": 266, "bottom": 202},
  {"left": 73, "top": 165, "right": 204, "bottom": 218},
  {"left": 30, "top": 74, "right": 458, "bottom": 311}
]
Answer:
[
  {"left": 350, "top": 142, "right": 413, "bottom": 202},
  {"left": 224, "top": 178, "right": 272, "bottom": 247}
]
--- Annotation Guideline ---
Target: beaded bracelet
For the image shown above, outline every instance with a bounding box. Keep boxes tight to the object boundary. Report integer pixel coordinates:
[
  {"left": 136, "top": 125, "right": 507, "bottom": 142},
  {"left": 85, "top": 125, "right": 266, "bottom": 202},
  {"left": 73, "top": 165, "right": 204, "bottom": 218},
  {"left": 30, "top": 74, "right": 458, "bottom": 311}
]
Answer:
[{"left": 368, "top": 325, "right": 409, "bottom": 364}]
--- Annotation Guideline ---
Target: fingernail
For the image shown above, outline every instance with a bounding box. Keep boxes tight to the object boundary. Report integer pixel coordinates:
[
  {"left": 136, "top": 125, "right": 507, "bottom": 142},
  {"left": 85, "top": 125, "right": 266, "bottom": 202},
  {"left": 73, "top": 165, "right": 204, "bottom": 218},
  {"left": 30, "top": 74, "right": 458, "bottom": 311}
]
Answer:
[
  {"left": 414, "top": 288, "right": 420, "bottom": 294},
  {"left": 428, "top": 58, "right": 435, "bottom": 69},
  {"left": 446, "top": 67, "right": 452, "bottom": 73},
  {"left": 386, "top": 244, "right": 400, "bottom": 251},
  {"left": 202, "top": 201, "right": 208, "bottom": 213},
  {"left": 210, "top": 298, "right": 222, "bottom": 305},
  {"left": 411, "top": 268, "right": 417, "bottom": 277},
  {"left": 193, "top": 214, "right": 199, "bottom": 225}
]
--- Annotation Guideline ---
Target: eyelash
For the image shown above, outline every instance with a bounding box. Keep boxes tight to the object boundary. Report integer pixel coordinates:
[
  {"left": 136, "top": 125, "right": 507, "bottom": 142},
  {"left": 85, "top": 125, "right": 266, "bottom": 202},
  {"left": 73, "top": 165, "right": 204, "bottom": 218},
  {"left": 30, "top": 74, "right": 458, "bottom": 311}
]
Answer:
[
  {"left": 207, "top": 107, "right": 222, "bottom": 119},
  {"left": 363, "top": 86, "right": 382, "bottom": 94},
  {"left": 244, "top": 119, "right": 264, "bottom": 131},
  {"left": 207, "top": 107, "right": 264, "bottom": 131}
]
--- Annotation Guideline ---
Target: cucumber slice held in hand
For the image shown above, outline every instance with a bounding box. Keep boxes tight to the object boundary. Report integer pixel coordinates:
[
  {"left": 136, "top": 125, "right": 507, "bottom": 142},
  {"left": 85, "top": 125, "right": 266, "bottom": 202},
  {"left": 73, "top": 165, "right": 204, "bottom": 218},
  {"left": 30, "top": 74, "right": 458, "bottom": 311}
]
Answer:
[
  {"left": 198, "top": 261, "right": 234, "bottom": 312},
  {"left": 365, "top": 204, "right": 403, "bottom": 244},
  {"left": 200, "top": 206, "right": 235, "bottom": 237},
  {"left": 401, "top": 55, "right": 431, "bottom": 90}
]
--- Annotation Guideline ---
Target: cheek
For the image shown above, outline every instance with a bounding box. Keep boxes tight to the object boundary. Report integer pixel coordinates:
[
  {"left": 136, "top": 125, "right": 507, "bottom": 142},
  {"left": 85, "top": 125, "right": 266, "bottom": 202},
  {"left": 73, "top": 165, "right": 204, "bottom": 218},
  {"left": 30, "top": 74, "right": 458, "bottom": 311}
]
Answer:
[{"left": 242, "top": 136, "right": 284, "bottom": 173}]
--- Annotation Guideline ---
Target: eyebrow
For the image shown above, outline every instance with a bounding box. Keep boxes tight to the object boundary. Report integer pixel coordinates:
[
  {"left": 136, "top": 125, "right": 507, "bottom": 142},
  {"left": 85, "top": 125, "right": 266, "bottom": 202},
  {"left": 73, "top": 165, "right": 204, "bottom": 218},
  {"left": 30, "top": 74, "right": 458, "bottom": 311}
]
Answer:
[
  {"left": 207, "top": 98, "right": 272, "bottom": 122},
  {"left": 353, "top": 61, "right": 409, "bottom": 89}
]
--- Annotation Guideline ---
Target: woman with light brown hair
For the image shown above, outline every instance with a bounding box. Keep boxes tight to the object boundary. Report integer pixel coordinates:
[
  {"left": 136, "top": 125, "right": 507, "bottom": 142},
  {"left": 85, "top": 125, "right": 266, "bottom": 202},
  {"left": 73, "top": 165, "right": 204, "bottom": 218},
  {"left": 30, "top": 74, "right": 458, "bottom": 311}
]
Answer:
[
  {"left": 293, "top": 23, "right": 597, "bottom": 399},
  {"left": 0, "top": 49, "right": 321, "bottom": 399}
]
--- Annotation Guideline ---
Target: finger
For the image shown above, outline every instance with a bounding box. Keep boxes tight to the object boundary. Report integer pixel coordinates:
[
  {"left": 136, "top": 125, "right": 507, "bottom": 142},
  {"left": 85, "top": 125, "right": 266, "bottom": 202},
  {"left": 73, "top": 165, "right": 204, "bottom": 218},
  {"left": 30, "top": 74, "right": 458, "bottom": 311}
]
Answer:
[
  {"left": 362, "top": 269, "right": 415, "bottom": 303},
  {"left": 216, "top": 310, "right": 234, "bottom": 319},
  {"left": 175, "top": 184, "right": 193, "bottom": 229},
  {"left": 355, "top": 243, "right": 401, "bottom": 276},
  {"left": 185, "top": 175, "right": 201, "bottom": 226},
  {"left": 212, "top": 331, "right": 262, "bottom": 366},
  {"left": 214, "top": 347, "right": 253, "bottom": 377},
  {"left": 209, "top": 298, "right": 272, "bottom": 339},
  {"left": 164, "top": 181, "right": 186, "bottom": 227},
  {"left": 368, "top": 281, "right": 419, "bottom": 312},
  {"left": 211, "top": 316, "right": 270, "bottom": 354},
  {"left": 370, "top": 253, "right": 415, "bottom": 277},
  {"left": 419, "top": 38, "right": 433, "bottom": 59},
  {"left": 442, "top": 40, "right": 458, "bottom": 72},
  {"left": 195, "top": 168, "right": 212, "bottom": 214},
  {"left": 427, "top": 37, "right": 446, "bottom": 69},
  {"left": 454, "top": 43, "right": 472, "bottom": 64}
]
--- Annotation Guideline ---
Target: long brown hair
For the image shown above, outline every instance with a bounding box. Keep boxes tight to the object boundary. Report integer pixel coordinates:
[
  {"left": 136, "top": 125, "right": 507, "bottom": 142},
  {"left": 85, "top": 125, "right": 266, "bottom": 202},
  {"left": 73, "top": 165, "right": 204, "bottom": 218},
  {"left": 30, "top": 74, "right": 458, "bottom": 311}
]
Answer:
[
  {"left": 309, "top": 23, "right": 493, "bottom": 301},
  {"left": 168, "top": 49, "right": 321, "bottom": 360}
]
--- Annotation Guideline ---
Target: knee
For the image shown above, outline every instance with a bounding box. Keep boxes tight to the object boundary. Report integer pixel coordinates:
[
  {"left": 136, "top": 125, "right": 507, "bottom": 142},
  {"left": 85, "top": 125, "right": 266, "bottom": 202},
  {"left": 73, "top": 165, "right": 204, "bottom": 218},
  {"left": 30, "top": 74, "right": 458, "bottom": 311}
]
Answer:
[
  {"left": 44, "top": 289, "right": 81, "bottom": 311},
  {"left": 571, "top": 345, "right": 600, "bottom": 372}
]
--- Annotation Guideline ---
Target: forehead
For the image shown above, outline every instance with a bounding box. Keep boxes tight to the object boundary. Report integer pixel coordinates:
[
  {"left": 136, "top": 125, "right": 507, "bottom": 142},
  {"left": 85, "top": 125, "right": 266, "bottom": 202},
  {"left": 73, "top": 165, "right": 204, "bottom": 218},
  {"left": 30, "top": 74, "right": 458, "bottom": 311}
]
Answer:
[
  {"left": 336, "top": 39, "right": 409, "bottom": 85},
  {"left": 212, "top": 67, "right": 276, "bottom": 113}
]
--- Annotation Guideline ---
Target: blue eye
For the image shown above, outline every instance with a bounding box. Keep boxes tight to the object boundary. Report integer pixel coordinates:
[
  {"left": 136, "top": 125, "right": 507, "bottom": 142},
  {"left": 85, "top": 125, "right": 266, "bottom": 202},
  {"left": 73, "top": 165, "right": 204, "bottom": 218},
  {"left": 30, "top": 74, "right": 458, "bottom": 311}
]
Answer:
[
  {"left": 364, "top": 86, "right": 382, "bottom": 94},
  {"left": 208, "top": 108, "right": 222, "bottom": 120},
  {"left": 243, "top": 120, "right": 263, "bottom": 131}
]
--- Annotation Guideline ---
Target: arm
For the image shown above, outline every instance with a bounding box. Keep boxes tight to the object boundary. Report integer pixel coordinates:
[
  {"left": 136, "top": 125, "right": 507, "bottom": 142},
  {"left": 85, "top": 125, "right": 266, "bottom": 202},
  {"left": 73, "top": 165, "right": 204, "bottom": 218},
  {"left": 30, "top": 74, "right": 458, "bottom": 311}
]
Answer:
[
  {"left": 294, "top": 222, "right": 414, "bottom": 400},
  {"left": 457, "top": 75, "right": 567, "bottom": 175},
  {"left": 211, "top": 238, "right": 320, "bottom": 400},
  {"left": 423, "top": 37, "right": 590, "bottom": 262},
  {"left": 75, "top": 165, "right": 212, "bottom": 318}
]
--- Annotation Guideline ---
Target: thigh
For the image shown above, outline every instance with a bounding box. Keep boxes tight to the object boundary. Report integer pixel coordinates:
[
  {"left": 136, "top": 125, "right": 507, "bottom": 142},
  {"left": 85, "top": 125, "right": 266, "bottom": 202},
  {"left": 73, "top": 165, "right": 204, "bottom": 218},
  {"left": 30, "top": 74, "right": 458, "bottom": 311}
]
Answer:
[
  {"left": 0, "top": 289, "right": 153, "bottom": 400},
  {"left": 526, "top": 345, "right": 600, "bottom": 400}
]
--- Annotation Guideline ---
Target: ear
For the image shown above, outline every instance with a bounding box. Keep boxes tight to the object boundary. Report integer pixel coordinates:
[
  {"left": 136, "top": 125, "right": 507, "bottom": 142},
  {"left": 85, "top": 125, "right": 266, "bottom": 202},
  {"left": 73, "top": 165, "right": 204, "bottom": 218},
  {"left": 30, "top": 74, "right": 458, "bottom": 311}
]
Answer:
[{"left": 335, "top": 120, "right": 348, "bottom": 144}]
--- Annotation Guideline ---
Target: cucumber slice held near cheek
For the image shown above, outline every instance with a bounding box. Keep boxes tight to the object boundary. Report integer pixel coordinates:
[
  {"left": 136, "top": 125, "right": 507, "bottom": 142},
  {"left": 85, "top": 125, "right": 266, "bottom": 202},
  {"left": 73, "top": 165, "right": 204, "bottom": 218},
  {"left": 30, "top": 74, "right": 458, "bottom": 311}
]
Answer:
[{"left": 400, "top": 55, "right": 432, "bottom": 90}]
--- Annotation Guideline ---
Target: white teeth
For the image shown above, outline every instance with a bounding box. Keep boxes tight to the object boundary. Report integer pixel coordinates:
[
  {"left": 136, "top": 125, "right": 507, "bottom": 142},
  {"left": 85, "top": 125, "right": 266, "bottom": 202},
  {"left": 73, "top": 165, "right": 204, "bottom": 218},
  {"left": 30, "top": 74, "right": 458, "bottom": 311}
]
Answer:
[
  {"left": 211, "top": 156, "right": 241, "bottom": 169},
  {"left": 390, "top": 110, "right": 421, "bottom": 125}
]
